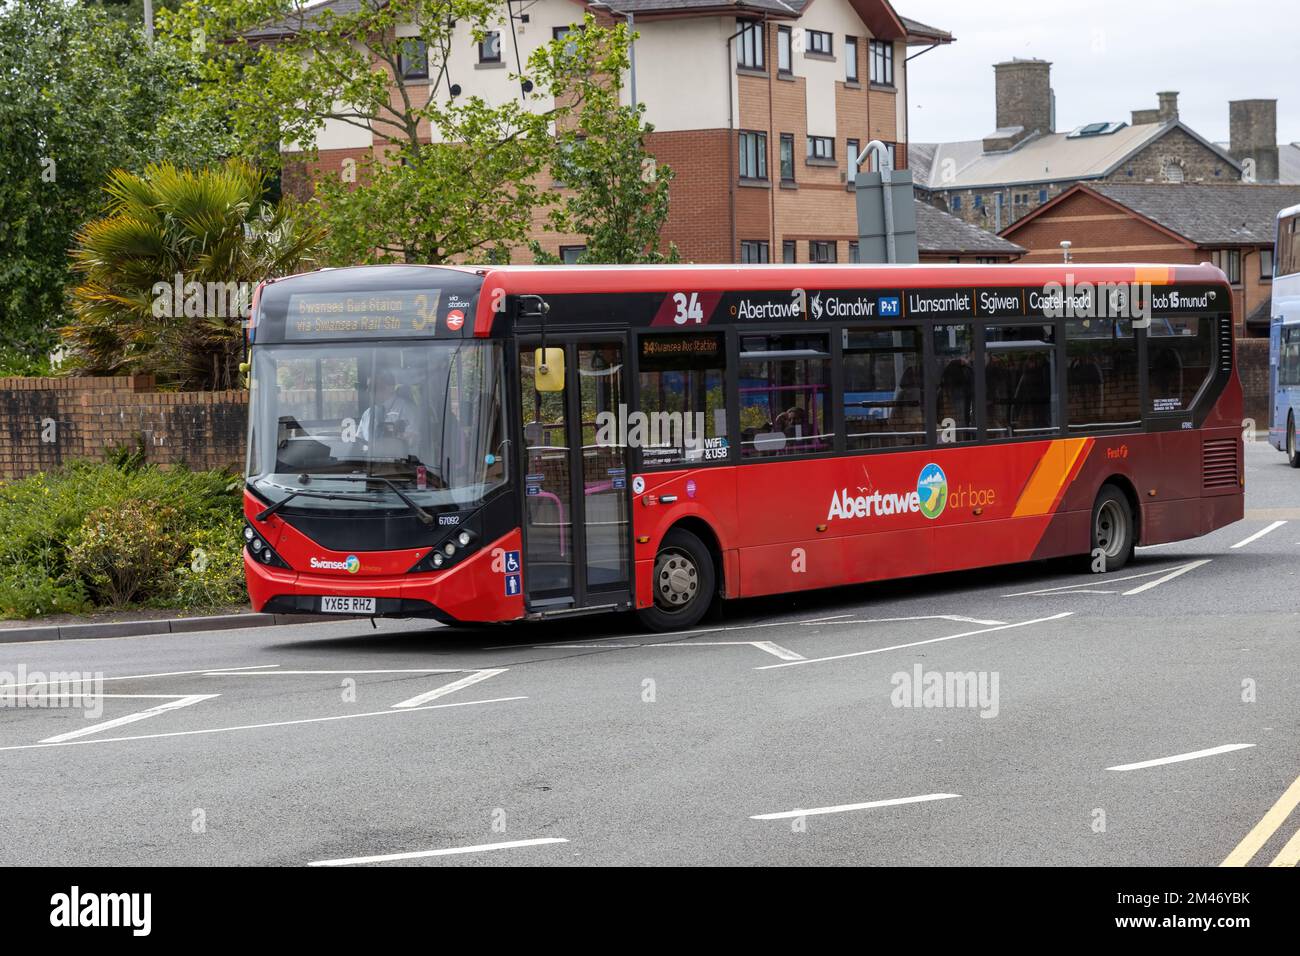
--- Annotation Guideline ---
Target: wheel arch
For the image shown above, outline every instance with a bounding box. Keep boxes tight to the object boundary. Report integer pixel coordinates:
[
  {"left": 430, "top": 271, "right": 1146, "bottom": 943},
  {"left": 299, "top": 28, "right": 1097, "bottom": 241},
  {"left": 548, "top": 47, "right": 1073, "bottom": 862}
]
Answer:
[
  {"left": 1098, "top": 473, "right": 1141, "bottom": 546},
  {"left": 664, "top": 515, "right": 727, "bottom": 600}
]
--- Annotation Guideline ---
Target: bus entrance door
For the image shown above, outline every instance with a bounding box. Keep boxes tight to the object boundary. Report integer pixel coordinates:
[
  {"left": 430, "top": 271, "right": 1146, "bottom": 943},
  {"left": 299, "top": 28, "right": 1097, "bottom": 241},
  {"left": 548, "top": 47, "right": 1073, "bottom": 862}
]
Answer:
[{"left": 517, "top": 338, "right": 632, "bottom": 615}]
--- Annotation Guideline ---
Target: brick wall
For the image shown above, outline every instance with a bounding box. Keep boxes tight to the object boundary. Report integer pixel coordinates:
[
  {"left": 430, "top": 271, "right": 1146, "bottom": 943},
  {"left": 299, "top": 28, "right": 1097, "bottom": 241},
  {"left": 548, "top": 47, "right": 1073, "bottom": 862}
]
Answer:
[
  {"left": 0, "top": 376, "right": 248, "bottom": 480},
  {"left": 1236, "top": 337, "right": 1270, "bottom": 430}
]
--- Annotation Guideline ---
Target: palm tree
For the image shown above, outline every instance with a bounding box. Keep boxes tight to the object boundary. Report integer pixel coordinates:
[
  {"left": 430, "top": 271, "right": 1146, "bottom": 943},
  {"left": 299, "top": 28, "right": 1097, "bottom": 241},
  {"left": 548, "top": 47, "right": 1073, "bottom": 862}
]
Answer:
[{"left": 65, "top": 159, "right": 325, "bottom": 389}]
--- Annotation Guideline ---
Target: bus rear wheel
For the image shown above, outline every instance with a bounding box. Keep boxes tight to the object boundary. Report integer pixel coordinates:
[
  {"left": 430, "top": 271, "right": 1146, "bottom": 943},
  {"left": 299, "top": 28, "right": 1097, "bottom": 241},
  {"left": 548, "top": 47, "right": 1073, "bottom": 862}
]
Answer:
[
  {"left": 1089, "top": 485, "right": 1134, "bottom": 572},
  {"left": 638, "top": 528, "right": 716, "bottom": 632},
  {"left": 1288, "top": 414, "right": 1300, "bottom": 468}
]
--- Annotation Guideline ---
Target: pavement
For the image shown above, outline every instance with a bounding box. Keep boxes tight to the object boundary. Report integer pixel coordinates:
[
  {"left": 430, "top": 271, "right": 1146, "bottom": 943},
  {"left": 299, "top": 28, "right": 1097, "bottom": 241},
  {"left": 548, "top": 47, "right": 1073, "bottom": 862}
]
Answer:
[{"left": 1, "top": 439, "right": 1297, "bottom": 867}]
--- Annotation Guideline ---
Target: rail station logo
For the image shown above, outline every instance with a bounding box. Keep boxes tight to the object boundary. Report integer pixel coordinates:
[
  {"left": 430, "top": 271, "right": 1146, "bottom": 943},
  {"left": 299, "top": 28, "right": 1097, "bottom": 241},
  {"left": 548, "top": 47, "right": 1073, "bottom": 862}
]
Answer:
[{"left": 917, "top": 463, "right": 948, "bottom": 520}]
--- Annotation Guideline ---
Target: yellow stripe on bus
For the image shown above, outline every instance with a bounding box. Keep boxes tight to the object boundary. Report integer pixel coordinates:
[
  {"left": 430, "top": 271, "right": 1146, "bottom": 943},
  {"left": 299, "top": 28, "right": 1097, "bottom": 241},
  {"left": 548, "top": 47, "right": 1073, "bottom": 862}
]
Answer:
[{"left": 1012, "top": 438, "right": 1092, "bottom": 518}]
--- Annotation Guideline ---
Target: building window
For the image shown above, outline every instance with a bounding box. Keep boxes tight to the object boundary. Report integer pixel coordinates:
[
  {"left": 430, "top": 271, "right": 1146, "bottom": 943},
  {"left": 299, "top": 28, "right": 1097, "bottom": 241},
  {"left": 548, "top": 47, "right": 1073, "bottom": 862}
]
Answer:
[
  {"left": 807, "top": 135, "right": 834, "bottom": 161},
  {"left": 809, "top": 240, "right": 836, "bottom": 263},
  {"left": 843, "top": 327, "right": 925, "bottom": 449},
  {"left": 869, "top": 39, "right": 893, "bottom": 85},
  {"left": 845, "top": 36, "right": 859, "bottom": 82},
  {"left": 738, "top": 130, "right": 768, "bottom": 181},
  {"left": 976, "top": 256, "right": 999, "bottom": 264},
  {"left": 807, "top": 30, "right": 832, "bottom": 56},
  {"left": 986, "top": 324, "right": 1058, "bottom": 438},
  {"left": 559, "top": 245, "right": 586, "bottom": 264},
  {"left": 1261, "top": 248, "right": 1274, "bottom": 279},
  {"left": 739, "top": 334, "right": 833, "bottom": 458},
  {"left": 479, "top": 31, "right": 502, "bottom": 63},
  {"left": 552, "top": 25, "right": 580, "bottom": 59},
  {"left": 846, "top": 138, "right": 860, "bottom": 183},
  {"left": 848, "top": 240, "right": 860, "bottom": 263},
  {"left": 779, "top": 133, "right": 795, "bottom": 183},
  {"left": 782, "top": 240, "right": 796, "bottom": 263},
  {"left": 740, "top": 240, "right": 770, "bottom": 263},
  {"left": 1066, "top": 319, "right": 1140, "bottom": 433},
  {"left": 951, "top": 195, "right": 962, "bottom": 212},
  {"left": 639, "top": 334, "right": 729, "bottom": 466},
  {"left": 1214, "top": 249, "right": 1242, "bottom": 284},
  {"left": 1038, "top": 188, "right": 1048, "bottom": 203},
  {"left": 974, "top": 195, "right": 984, "bottom": 211},
  {"left": 1162, "top": 160, "right": 1185, "bottom": 183},
  {"left": 778, "top": 26, "right": 792, "bottom": 75},
  {"left": 398, "top": 37, "right": 429, "bottom": 80},
  {"left": 737, "top": 19, "right": 764, "bottom": 70}
]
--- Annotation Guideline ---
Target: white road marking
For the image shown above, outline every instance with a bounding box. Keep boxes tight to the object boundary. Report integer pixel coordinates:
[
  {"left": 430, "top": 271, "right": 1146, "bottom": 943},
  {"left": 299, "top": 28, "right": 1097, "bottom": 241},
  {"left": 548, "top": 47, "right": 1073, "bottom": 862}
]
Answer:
[
  {"left": 0, "top": 696, "right": 526, "bottom": 753},
  {"left": 751, "top": 793, "right": 960, "bottom": 820},
  {"left": 3, "top": 664, "right": 279, "bottom": 688},
  {"left": 755, "top": 613, "right": 1074, "bottom": 670},
  {"left": 1107, "top": 743, "right": 1255, "bottom": 772},
  {"left": 749, "top": 641, "right": 805, "bottom": 661},
  {"left": 308, "top": 837, "right": 568, "bottom": 867},
  {"left": 1004, "top": 560, "right": 1210, "bottom": 597},
  {"left": 501, "top": 614, "right": 856, "bottom": 649},
  {"left": 804, "top": 614, "right": 1006, "bottom": 627},
  {"left": 536, "top": 640, "right": 803, "bottom": 660},
  {"left": 204, "top": 669, "right": 464, "bottom": 676},
  {"left": 39, "top": 694, "right": 217, "bottom": 744},
  {"left": 1121, "top": 559, "right": 1213, "bottom": 595},
  {"left": 391, "top": 669, "right": 507, "bottom": 709},
  {"left": 1230, "top": 520, "right": 1286, "bottom": 550}
]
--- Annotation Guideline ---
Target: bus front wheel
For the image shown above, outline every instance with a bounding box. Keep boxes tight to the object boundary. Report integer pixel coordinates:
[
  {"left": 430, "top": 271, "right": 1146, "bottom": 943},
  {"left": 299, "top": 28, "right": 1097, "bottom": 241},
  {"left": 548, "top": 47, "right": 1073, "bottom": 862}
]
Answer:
[
  {"left": 1089, "top": 485, "right": 1135, "bottom": 572},
  {"left": 638, "top": 528, "right": 716, "bottom": 632},
  {"left": 1288, "top": 414, "right": 1300, "bottom": 468}
]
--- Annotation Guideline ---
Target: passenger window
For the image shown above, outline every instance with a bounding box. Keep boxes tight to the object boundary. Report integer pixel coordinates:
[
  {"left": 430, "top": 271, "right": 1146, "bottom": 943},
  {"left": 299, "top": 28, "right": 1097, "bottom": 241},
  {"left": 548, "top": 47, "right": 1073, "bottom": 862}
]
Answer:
[
  {"left": 1066, "top": 319, "right": 1140, "bottom": 432},
  {"left": 984, "top": 323, "right": 1057, "bottom": 438},
  {"left": 843, "top": 327, "right": 925, "bottom": 449},
  {"left": 739, "top": 333, "right": 833, "bottom": 458},
  {"left": 933, "top": 324, "right": 976, "bottom": 444},
  {"left": 1147, "top": 316, "right": 1214, "bottom": 413},
  {"left": 638, "top": 334, "right": 729, "bottom": 465}
]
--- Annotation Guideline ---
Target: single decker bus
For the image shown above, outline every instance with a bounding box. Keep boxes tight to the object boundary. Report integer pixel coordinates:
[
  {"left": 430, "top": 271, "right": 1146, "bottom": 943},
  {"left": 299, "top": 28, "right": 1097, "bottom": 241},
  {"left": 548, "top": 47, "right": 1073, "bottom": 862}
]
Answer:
[
  {"left": 243, "top": 262, "right": 1243, "bottom": 630},
  {"left": 1269, "top": 203, "right": 1300, "bottom": 465}
]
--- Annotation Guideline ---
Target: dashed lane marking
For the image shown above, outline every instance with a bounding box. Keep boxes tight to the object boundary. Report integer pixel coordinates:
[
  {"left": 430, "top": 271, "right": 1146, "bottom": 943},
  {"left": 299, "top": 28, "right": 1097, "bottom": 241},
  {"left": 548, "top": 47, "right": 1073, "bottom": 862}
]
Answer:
[{"left": 308, "top": 837, "right": 569, "bottom": 867}]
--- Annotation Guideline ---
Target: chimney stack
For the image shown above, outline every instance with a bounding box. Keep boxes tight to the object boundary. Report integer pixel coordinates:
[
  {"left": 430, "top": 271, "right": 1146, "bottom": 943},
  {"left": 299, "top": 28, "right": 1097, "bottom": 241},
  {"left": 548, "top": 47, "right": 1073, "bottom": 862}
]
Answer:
[
  {"left": 985, "top": 58, "right": 1053, "bottom": 152},
  {"left": 1229, "top": 99, "right": 1279, "bottom": 182},
  {"left": 1132, "top": 91, "right": 1179, "bottom": 126}
]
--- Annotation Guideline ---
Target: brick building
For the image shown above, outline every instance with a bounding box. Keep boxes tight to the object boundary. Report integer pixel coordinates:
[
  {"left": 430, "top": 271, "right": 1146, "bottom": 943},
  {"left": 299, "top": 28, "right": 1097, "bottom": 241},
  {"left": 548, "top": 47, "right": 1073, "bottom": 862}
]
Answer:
[
  {"left": 910, "top": 58, "right": 1252, "bottom": 230},
  {"left": 1000, "top": 182, "right": 1300, "bottom": 338},
  {"left": 260, "top": 0, "right": 956, "bottom": 264}
]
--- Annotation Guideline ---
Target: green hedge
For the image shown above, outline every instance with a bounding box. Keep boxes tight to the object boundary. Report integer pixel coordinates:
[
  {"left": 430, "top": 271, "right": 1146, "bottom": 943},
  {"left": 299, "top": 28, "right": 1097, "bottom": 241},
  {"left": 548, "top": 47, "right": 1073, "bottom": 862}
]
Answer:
[{"left": 0, "top": 460, "right": 247, "bottom": 618}]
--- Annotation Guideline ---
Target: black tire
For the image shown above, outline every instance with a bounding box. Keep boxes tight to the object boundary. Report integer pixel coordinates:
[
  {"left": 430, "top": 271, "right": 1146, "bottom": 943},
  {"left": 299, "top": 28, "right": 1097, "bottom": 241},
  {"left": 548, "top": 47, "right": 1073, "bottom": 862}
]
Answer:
[
  {"left": 1088, "top": 485, "right": 1135, "bottom": 573},
  {"left": 637, "top": 527, "right": 717, "bottom": 632},
  {"left": 1288, "top": 414, "right": 1300, "bottom": 468}
]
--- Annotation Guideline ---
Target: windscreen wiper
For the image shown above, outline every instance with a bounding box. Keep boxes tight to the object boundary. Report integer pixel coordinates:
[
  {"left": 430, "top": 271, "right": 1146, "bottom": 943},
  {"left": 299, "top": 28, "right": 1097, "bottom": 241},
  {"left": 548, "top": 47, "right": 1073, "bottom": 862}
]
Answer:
[
  {"left": 324, "top": 474, "right": 436, "bottom": 527},
  {"left": 255, "top": 487, "right": 385, "bottom": 522}
]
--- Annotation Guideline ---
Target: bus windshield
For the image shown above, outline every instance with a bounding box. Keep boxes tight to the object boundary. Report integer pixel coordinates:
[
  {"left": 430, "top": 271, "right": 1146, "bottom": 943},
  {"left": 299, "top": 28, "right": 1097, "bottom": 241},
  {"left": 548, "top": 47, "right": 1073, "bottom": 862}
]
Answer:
[{"left": 246, "top": 340, "right": 507, "bottom": 510}]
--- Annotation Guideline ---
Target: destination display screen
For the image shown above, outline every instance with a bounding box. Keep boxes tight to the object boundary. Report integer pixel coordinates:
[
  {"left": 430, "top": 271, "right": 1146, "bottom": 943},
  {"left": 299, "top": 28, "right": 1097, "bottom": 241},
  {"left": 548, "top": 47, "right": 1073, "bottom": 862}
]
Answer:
[{"left": 284, "top": 289, "right": 451, "bottom": 339}]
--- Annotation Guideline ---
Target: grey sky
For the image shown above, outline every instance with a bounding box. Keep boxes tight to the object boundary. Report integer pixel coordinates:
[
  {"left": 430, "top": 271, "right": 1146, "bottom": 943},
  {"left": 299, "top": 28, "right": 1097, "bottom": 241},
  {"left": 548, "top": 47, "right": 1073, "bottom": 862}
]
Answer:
[{"left": 900, "top": 0, "right": 1297, "bottom": 146}]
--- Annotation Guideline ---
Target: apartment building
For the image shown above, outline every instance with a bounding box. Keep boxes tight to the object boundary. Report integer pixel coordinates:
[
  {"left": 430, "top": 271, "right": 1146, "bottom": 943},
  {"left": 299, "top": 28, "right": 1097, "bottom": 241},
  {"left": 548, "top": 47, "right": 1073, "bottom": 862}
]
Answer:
[{"left": 266, "top": 0, "right": 953, "bottom": 264}]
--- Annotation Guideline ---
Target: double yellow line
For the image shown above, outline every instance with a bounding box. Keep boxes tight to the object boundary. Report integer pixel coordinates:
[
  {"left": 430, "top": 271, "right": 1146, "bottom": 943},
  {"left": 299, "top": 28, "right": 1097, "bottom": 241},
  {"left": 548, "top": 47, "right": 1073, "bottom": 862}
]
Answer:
[{"left": 1222, "top": 773, "right": 1300, "bottom": 867}]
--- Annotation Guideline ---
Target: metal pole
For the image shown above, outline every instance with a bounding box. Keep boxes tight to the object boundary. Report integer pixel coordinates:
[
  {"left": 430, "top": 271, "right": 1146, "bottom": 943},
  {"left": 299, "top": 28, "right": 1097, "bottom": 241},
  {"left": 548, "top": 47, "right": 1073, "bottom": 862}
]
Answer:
[
  {"left": 859, "top": 139, "right": 896, "bottom": 264},
  {"left": 627, "top": 12, "right": 637, "bottom": 110},
  {"left": 144, "top": 0, "right": 154, "bottom": 43}
]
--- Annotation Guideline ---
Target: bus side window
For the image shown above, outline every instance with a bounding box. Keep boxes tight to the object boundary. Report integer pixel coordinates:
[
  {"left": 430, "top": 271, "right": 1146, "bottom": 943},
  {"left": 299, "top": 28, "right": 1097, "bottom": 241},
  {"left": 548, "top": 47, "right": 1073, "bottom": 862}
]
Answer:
[
  {"left": 932, "top": 324, "right": 976, "bottom": 444},
  {"left": 842, "top": 327, "right": 924, "bottom": 450},
  {"left": 1066, "top": 318, "right": 1140, "bottom": 433},
  {"left": 1146, "top": 315, "right": 1214, "bottom": 413},
  {"left": 737, "top": 333, "right": 833, "bottom": 459},
  {"left": 638, "top": 333, "right": 729, "bottom": 466}
]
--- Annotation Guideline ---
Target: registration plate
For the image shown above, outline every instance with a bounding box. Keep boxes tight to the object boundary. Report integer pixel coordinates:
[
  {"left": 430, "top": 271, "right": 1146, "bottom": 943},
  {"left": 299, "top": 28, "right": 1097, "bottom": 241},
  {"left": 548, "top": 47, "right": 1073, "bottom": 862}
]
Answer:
[{"left": 320, "top": 596, "right": 376, "bottom": 615}]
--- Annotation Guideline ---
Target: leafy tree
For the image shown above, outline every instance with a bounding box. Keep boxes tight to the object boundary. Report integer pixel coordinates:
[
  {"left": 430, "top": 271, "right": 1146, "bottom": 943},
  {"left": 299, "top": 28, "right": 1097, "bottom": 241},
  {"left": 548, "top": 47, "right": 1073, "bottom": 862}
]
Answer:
[
  {"left": 163, "top": 3, "right": 669, "bottom": 264},
  {"left": 64, "top": 160, "right": 325, "bottom": 389},
  {"left": 541, "top": 20, "right": 676, "bottom": 264},
  {"left": 0, "top": 0, "right": 227, "bottom": 364}
]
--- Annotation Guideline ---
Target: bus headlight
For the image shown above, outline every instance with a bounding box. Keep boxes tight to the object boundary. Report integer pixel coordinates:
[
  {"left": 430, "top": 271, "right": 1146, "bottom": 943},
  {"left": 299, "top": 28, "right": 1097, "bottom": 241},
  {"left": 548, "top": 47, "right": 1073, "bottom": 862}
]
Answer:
[
  {"left": 457, "top": 530, "right": 474, "bottom": 548},
  {"left": 432, "top": 553, "right": 445, "bottom": 569},
  {"left": 244, "top": 523, "right": 290, "bottom": 569}
]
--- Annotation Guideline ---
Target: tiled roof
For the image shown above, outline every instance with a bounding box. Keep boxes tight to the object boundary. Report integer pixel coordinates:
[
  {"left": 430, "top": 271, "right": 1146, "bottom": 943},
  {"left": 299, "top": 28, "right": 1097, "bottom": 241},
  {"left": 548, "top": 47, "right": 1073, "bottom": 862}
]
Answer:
[
  {"left": 914, "top": 199, "right": 1023, "bottom": 255},
  {"left": 1087, "top": 183, "right": 1300, "bottom": 246},
  {"left": 911, "top": 121, "right": 1241, "bottom": 191}
]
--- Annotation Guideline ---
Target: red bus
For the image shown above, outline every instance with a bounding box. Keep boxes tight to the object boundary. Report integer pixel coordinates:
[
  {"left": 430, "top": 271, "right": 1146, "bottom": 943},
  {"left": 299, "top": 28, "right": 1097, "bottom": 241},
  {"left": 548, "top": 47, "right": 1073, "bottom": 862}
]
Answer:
[{"left": 243, "top": 262, "right": 1243, "bottom": 630}]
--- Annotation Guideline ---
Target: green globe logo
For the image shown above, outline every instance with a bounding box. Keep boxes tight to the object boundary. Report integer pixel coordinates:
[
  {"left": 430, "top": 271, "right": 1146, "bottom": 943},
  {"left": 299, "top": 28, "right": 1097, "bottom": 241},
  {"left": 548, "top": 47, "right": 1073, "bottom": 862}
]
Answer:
[
  {"left": 917, "top": 464, "right": 948, "bottom": 520},
  {"left": 344, "top": 554, "right": 360, "bottom": 574}
]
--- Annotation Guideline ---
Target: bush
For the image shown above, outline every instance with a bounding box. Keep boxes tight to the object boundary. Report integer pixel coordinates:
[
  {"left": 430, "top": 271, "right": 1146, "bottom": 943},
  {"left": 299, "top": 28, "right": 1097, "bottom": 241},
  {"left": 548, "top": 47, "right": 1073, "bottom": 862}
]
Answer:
[
  {"left": 0, "top": 459, "right": 245, "bottom": 618},
  {"left": 67, "top": 502, "right": 186, "bottom": 606},
  {"left": 173, "top": 517, "right": 248, "bottom": 609}
]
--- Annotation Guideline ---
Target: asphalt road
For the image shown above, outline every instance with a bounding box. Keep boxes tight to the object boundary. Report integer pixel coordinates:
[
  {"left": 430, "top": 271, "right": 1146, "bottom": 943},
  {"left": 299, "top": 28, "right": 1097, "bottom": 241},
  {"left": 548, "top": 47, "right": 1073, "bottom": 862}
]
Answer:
[{"left": 2, "top": 441, "right": 1298, "bottom": 867}]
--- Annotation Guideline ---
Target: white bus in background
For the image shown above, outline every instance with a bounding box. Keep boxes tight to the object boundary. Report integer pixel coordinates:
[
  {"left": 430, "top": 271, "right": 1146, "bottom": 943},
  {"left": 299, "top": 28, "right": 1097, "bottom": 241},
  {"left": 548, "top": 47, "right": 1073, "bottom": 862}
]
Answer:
[{"left": 1270, "top": 203, "right": 1300, "bottom": 466}]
